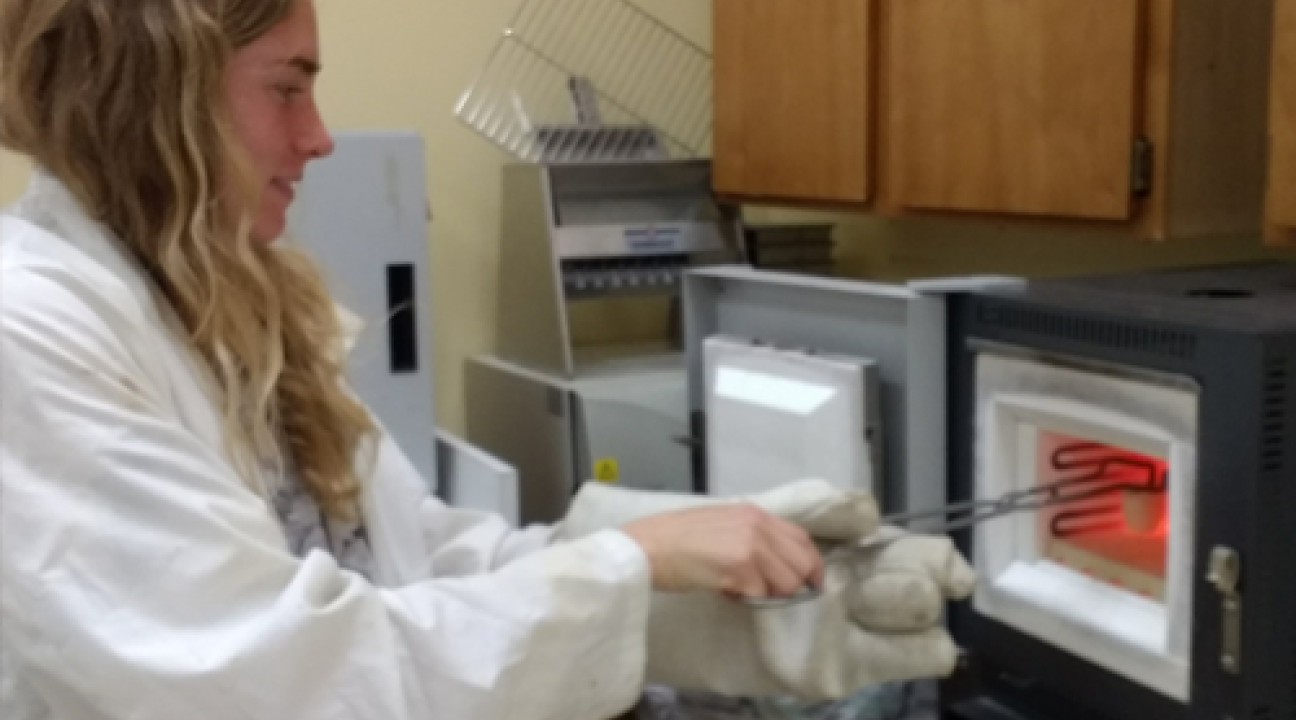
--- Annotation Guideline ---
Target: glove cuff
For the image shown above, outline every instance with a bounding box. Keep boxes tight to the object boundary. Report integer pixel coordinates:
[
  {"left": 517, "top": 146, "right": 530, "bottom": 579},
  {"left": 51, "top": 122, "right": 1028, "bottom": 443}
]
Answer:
[{"left": 556, "top": 483, "right": 723, "bottom": 540}]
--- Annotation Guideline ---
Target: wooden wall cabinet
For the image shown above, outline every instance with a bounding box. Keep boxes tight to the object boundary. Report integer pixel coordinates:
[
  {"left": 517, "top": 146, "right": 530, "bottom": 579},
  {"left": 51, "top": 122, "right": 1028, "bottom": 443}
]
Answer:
[
  {"left": 713, "top": 0, "right": 1276, "bottom": 241},
  {"left": 1268, "top": 0, "right": 1296, "bottom": 245},
  {"left": 713, "top": 0, "right": 874, "bottom": 203},
  {"left": 883, "top": 0, "right": 1143, "bottom": 221}
]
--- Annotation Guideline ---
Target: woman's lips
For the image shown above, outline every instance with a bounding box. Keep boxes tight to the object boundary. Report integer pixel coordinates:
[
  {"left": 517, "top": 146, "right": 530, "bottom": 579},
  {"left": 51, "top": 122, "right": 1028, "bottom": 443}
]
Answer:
[{"left": 271, "top": 179, "right": 296, "bottom": 202}]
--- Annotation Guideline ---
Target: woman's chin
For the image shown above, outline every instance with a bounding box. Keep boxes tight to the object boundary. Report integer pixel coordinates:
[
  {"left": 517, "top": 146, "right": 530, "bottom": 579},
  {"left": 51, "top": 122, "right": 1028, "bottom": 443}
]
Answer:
[{"left": 251, "top": 214, "right": 287, "bottom": 244}]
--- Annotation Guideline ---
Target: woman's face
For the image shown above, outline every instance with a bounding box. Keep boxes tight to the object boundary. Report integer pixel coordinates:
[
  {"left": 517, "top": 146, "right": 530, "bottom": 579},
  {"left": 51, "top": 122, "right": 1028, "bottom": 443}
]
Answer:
[{"left": 224, "top": 0, "right": 333, "bottom": 243}]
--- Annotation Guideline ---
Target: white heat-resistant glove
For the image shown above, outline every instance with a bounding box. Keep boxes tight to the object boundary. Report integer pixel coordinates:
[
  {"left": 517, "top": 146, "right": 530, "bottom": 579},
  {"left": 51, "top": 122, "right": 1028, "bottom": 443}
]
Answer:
[
  {"left": 557, "top": 480, "right": 976, "bottom": 700},
  {"left": 560, "top": 479, "right": 881, "bottom": 543}
]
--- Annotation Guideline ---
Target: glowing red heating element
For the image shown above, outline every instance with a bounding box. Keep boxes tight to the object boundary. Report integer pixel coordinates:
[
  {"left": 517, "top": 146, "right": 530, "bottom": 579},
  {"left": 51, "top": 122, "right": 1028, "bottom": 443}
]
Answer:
[{"left": 1040, "top": 439, "right": 1170, "bottom": 600}]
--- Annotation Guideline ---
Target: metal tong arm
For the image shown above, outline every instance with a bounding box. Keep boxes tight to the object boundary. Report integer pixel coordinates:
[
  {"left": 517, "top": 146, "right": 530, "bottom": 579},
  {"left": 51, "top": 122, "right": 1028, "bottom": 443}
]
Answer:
[
  {"left": 747, "top": 450, "right": 1166, "bottom": 609},
  {"left": 883, "top": 456, "right": 1167, "bottom": 534}
]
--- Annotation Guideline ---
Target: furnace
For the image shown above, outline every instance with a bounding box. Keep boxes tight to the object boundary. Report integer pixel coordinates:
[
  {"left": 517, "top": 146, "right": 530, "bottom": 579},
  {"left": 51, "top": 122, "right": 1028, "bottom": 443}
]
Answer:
[{"left": 944, "top": 263, "right": 1296, "bottom": 720}]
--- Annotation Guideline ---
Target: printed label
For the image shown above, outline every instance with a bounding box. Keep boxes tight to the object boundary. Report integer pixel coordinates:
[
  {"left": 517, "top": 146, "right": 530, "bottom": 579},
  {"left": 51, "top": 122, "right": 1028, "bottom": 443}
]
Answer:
[
  {"left": 624, "top": 226, "right": 682, "bottom": 252},
  {"left": 594, "top": 458, "right": 620, "bottom": 483}
]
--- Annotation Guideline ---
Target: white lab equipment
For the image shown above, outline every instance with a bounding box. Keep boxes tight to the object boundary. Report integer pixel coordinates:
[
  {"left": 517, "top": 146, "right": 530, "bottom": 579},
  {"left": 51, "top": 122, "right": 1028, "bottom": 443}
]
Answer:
[
  {"left": 492, "top": 160, "right": 742, "bottom": 378},
  {"left": 467, "top": 157, "right": 743, "bottom": 524},
  {"left": 703, "top": 336, "right": 881, "bottom": 499},
  {"left": 683, "top": 267, "right": 1021, "bottom": 519},
  {"left": 467, "top": 353, "right": 693, "bottom": 524},
  {"left": 289, "top": 129, "right": 518, "bottom": 518},
  {"left": 289, "top": 130, "right": 438, "bottom": 490}
]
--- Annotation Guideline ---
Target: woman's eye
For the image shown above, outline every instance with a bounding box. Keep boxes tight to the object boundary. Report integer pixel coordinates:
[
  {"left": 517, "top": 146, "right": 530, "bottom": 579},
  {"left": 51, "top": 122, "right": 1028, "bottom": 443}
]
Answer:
[{"left": 274, "top": 85, "right": 303, "bottom": 102}]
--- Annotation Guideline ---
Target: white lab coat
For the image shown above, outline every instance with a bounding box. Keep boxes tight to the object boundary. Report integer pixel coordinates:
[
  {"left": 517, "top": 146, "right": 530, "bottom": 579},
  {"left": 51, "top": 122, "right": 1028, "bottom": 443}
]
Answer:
[{"left": 0, "top": 173, "right": 653, "bottom": 720}]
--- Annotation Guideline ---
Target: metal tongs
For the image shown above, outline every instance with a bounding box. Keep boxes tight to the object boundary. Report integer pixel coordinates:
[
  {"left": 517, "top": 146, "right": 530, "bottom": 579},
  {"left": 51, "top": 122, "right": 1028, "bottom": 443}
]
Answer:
[{"left": 745, "top": 444, "right": 1168, "bottom": 608}]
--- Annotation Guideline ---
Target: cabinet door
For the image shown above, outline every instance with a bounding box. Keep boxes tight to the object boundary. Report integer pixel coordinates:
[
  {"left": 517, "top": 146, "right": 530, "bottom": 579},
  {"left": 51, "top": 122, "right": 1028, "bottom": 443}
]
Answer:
[
  {"left": 714, "top": 0, "right": 873, "bottom": 202},
  {"left": 1269, "top": 0, "right": 1296, "bottom": 230},
  {"left": 886, "top": 0, "right": 1144, "bottom": 220}
]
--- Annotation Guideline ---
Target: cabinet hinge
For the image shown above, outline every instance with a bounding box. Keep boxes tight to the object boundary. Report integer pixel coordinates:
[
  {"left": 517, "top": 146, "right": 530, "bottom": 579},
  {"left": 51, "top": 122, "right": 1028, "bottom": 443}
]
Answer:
[{"left": 1131, "top": 137, "right": 1154, "bottom": 198}]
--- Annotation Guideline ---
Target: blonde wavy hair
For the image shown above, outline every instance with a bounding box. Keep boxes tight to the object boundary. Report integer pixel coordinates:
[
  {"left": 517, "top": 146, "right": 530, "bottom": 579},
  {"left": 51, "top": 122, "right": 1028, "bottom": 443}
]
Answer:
[{"left": 0, "top": 0, "right": 376, "bottom": 520}]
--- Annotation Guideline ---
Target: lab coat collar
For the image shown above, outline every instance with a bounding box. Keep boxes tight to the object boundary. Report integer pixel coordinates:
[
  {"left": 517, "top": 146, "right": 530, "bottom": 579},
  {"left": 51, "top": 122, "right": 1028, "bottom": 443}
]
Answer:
[{"left": 14, "top": 169, "right": 164, "bottom": 323}]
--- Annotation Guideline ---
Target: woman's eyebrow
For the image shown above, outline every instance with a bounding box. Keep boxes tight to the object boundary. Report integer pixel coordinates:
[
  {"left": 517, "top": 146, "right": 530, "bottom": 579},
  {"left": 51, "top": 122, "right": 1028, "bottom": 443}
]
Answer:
[{"left": 275, "top": 56, "right": 321, "bottom": 76}]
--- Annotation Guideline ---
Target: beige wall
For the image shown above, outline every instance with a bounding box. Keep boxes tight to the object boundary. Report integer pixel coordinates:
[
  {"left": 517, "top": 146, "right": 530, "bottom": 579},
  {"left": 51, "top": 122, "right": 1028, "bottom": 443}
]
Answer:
[{"left": 0, "top": 151, "right": 30, "bottom": 204}]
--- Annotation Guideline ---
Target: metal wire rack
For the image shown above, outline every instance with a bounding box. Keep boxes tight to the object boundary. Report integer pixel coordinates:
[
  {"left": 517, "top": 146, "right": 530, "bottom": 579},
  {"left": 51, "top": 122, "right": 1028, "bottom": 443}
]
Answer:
[{"left": 455, "top": 0, "right": 713, "bottom": 164}]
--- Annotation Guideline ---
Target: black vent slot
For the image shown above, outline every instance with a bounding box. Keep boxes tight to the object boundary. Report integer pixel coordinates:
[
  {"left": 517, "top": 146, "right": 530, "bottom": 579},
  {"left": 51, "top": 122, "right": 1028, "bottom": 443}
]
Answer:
[
  {"left": 1261, "top": 353, "right": 1289, "bottom": 474},
  {"left": 386, "top": 264, "right": 419, "bottom": 374},
  {"left": 978, "top": 304, "right": 1197, "bottom": 359}
]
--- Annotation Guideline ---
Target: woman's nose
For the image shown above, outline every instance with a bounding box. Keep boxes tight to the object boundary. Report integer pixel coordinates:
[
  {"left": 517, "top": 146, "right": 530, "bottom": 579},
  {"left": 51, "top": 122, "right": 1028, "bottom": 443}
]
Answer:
[
  {"left": 302, "top": 101, "right": 335, "bottom": 159},
  {"left": 313, "top": 128, "right": 336, "bottom": 159}
]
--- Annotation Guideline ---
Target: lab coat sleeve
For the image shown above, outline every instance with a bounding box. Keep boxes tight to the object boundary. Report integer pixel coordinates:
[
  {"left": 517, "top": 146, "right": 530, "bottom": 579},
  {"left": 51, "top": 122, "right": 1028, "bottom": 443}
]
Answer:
[
  {"left": 0, "top": 267, "right": 652, "bottom": 720},
  {"left": 373, "top": 437, "right": 558, "bottom": 576},
  {"left": 422, "top": 500, "right": 558, "bottom": 571}
]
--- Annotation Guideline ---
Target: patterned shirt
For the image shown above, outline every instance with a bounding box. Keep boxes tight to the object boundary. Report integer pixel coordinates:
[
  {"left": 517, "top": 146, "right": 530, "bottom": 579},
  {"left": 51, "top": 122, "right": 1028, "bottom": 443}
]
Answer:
[{"left": 270, "top": 467, "right": 376, "bottom": 581}]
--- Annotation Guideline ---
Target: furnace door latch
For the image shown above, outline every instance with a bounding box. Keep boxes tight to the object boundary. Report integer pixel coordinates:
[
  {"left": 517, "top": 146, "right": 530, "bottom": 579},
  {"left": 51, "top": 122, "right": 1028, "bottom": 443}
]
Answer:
[{"left": 1207, "top": 546, "right": 1243, "bottom": 675}]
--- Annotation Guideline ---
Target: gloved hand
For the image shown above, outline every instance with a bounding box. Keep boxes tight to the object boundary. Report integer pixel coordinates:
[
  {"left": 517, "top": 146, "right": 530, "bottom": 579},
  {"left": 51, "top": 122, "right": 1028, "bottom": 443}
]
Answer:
[{"left": 557, "top": 480, "right": 975, "bottom": 700}]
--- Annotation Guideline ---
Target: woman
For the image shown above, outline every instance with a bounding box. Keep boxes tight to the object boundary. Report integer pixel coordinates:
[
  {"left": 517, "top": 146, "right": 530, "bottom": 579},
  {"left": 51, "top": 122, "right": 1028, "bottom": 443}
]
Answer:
[{"left": 0, "top": 1, "right": 973, "bottom": 719}]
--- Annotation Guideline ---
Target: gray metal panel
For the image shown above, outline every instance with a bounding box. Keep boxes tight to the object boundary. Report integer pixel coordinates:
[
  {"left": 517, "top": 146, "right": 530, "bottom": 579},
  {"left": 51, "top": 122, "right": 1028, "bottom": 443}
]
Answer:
[
  {"left": 683, "top": 267, "right": 1009, "bottom": 518},
  {"left": 435, "top": 429, "right": 520, "bottom": 527},
  {"left": 467, "top": 353, "right": 693, "bottom": 521},
  {"left": 904, "top": 294, "right": 949, "bottom": 519},
  {"left": 496, "top": 164, "right": 573, "bottom": 375},
  {"left": 465, "top": 356, "right": 575, "bottom": 524},
  {"left": 571, "top": 368, "right": 693, "bottom": 494},
  {"left": 288, "top": 130, "right": 437, "bottom": 490},
  {"left": 495, "top": 161, "right": 745, "bottom": 378}
]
